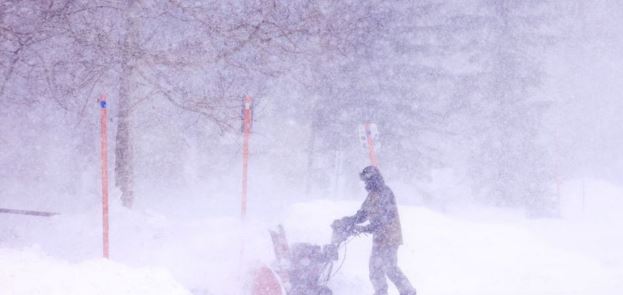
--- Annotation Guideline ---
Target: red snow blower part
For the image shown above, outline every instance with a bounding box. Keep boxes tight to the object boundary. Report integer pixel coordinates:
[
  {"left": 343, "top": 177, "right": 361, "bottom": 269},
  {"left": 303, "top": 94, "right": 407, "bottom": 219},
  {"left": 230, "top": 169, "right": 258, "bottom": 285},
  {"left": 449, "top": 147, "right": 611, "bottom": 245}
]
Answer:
[{"left": 251, "top": 216, "right": 358, "bottom": 295}]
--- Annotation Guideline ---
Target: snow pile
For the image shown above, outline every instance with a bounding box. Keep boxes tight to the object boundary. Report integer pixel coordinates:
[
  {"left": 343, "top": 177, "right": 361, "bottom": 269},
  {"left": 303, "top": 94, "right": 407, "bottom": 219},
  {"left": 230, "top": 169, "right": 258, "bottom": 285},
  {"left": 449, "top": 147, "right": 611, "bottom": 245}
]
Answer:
[
  {"left": 0, "top": 202, "right": 274, "bottom": 295},
  {"left": 0, "top": 247, "right": 191, "bottom": 295}
]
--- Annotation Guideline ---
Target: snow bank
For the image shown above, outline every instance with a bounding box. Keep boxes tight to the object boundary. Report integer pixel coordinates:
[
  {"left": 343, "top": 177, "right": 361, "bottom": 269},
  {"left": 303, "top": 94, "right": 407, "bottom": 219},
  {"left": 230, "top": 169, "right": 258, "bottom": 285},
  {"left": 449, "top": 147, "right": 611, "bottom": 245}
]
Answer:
[
  {"left": 0, "top": 247, "right": 191, "bottom": 295},
  {"left": 0, "top": 203, "right": 275, "bottom": 294}
]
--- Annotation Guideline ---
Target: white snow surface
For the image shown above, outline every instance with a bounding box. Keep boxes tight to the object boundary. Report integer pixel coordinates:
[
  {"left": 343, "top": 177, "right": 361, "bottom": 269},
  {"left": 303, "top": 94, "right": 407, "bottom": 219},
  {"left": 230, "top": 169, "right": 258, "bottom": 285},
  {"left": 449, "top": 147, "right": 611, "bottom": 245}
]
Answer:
[
  {"left": 1, "top": 179, "right": 622, "bottom": 295},
  {"left": 0, "top": 247, "right": 191, "bottom": 295}
]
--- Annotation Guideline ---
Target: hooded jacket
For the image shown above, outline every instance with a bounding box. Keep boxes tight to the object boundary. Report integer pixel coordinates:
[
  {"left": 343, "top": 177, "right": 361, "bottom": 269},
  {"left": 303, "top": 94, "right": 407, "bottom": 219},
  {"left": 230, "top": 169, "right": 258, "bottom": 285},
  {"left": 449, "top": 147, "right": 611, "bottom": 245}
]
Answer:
[{"left": 353, "top": 172, "right": 403, "bottom": 247}]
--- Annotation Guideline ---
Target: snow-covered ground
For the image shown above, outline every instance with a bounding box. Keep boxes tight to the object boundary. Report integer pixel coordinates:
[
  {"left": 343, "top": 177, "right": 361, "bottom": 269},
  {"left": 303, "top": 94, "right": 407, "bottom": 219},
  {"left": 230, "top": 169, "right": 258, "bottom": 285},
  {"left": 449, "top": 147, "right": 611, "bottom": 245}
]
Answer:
[
  {"left": 0, "top": 247, "right": 191, "bottom": 295},
  {"left": 1, "top": 179, "right": 622, "bottom": 294},
  {"left": 285, "top": 198, "right": 623, "bottom": 295}
]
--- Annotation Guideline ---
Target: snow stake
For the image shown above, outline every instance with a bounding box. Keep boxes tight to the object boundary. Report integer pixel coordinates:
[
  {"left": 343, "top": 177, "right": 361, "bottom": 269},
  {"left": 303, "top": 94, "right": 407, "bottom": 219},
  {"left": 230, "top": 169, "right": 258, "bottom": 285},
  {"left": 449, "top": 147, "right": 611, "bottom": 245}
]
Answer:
[
  {"left": 360, "top": 123, "right": 380, "bottom": 167},
  {"left": 241, "top": 95, "right": 253, "bottom": 218},
  {"left": 98, "top": 95, "right": 110, "bottom": 258}
]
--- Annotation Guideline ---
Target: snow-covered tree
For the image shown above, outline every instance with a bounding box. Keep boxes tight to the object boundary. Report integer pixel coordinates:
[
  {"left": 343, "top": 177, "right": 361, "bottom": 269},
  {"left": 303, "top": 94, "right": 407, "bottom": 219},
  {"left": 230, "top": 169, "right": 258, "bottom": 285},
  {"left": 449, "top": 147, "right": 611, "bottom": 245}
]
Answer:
[{"left": 454, "top": 0, "right": 558, "bottom": 214}]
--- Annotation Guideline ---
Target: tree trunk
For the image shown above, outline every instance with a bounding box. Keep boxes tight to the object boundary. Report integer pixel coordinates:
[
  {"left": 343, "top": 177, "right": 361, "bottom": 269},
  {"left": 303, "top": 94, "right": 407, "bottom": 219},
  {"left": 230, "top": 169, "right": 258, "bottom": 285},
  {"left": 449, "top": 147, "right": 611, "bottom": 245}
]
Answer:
[
  {"left": 115, "top": 62, "right": 134, "bottom": 208},
  {"left": 304, "top": 121, "right": 316, "bottom": 198},
  {"left": 114, "top": 1, "right": 140, "bottom": 208},
  {"left": 0, "top": 51, "right": 21, "bottom": 98}
]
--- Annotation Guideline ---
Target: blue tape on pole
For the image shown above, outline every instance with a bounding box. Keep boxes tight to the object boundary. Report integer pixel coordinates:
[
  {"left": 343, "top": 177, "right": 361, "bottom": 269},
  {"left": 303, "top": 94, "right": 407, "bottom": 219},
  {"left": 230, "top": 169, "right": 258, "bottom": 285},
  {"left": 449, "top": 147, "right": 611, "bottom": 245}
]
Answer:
[{"left": 100, "top": 100, "right": 107, "bottom": 109}]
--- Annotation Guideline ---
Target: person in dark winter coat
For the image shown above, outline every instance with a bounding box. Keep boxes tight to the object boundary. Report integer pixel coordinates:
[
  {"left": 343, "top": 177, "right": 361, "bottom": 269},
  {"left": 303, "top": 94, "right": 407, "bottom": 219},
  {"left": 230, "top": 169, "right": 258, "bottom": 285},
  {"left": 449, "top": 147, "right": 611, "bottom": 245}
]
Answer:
[{"left": 344, "top": 166, "right": 416, "bottom": 295}]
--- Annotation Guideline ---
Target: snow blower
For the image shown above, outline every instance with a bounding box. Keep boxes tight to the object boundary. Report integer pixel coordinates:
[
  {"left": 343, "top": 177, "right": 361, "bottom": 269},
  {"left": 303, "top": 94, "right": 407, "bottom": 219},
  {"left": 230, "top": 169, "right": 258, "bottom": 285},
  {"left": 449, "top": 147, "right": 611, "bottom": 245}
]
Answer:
[{"left": 251, "top": 216, "right": 358, "bottom": 295}]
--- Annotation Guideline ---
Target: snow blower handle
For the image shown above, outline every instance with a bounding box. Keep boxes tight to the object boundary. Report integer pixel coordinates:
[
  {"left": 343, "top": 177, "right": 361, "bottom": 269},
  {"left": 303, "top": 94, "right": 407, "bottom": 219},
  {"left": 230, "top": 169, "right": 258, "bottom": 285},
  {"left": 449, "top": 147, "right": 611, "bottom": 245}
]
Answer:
[{"left": 331, "top": 216, "right": 358, "bottom": 245}]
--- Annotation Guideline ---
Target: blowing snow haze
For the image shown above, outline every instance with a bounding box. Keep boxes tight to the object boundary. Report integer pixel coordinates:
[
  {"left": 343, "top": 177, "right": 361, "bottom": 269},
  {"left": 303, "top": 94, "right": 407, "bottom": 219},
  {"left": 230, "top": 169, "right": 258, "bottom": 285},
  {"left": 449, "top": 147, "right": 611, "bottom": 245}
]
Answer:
[{"left": 1, "top": 1, "right": 622, "bottom": 295}]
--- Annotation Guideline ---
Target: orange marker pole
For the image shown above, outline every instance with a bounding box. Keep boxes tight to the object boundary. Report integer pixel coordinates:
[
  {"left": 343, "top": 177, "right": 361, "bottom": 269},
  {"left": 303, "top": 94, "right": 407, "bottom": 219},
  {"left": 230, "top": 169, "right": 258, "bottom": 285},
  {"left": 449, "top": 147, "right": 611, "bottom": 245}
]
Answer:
[
  {"left": 241, "top": 96, "right": 253, "bottom": 219},
  {"left": 364, "top": 123, "right": 380, "bottom": 167},
  {"left": 98, "top": 95, "right": 110, "bottom": 258}
]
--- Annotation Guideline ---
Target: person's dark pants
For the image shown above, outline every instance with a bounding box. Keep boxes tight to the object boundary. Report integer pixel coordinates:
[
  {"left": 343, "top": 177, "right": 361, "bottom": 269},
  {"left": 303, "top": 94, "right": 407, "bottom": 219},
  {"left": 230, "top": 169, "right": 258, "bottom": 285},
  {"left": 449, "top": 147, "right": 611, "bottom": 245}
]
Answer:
[{"left": 369, "top": 242, "right": 416, "bottom": 295}]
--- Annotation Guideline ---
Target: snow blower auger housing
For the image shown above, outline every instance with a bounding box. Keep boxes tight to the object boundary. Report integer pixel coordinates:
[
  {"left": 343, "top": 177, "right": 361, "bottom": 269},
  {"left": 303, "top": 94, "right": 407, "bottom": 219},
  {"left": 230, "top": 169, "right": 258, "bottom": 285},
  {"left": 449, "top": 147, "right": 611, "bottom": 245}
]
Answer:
[{"left": 253, "top": 217, "right": 358, "bottom": 295}]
